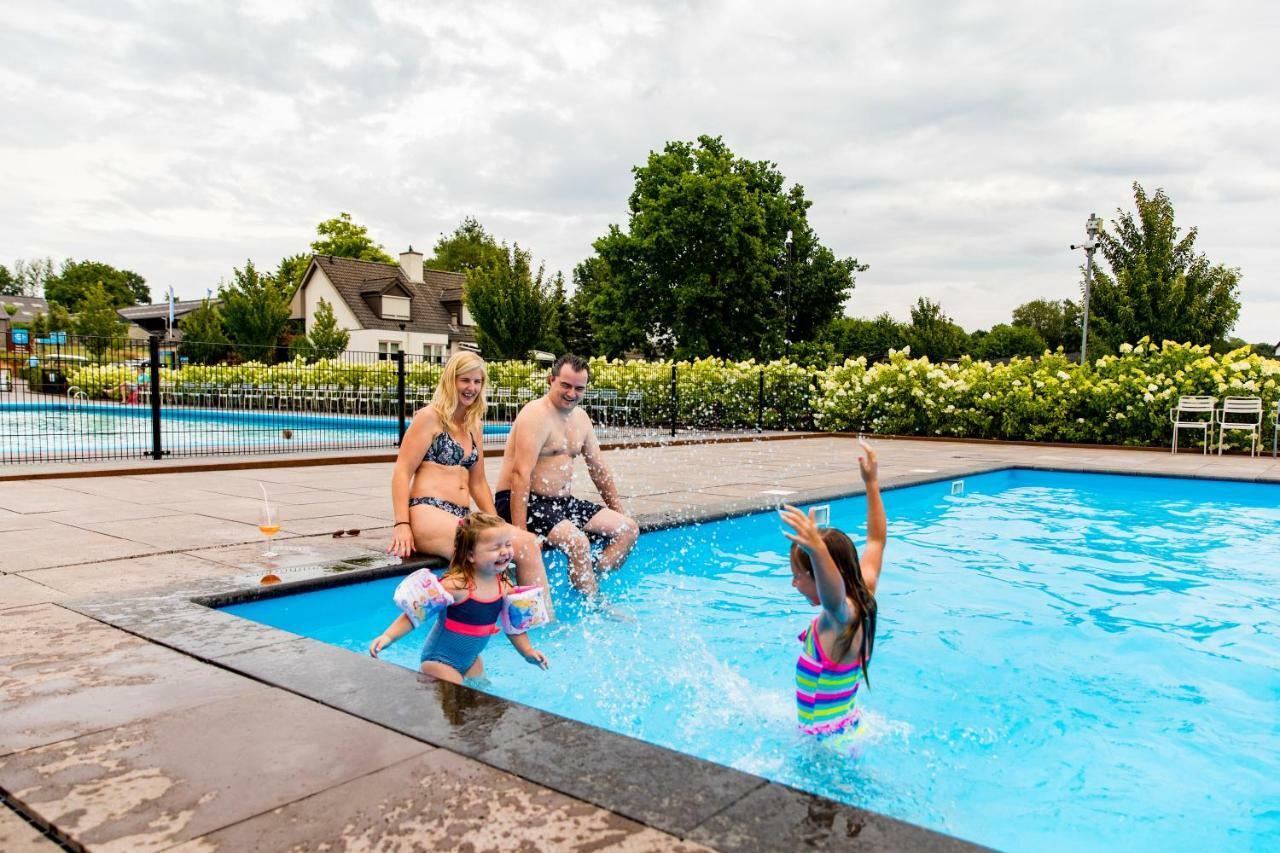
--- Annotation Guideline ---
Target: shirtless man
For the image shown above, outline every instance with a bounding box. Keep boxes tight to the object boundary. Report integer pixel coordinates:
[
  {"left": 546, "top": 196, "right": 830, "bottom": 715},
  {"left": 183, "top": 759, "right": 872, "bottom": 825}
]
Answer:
[{"left": 494, "top": 354, "right": 639, "bottom": 595}]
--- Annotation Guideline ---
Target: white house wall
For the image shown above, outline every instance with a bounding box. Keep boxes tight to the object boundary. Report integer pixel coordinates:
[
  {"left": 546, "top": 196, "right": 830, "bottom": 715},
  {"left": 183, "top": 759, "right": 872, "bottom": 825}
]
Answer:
[{"left": 303, "top": 270, "right": 362, "bottom": 333}]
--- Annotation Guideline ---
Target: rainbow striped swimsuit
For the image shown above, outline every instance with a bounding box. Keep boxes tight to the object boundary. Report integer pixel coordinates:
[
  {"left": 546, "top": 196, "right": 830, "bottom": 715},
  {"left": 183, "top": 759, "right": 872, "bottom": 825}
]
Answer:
[{"left": 796, "top": 617, "right": 864, "bottom": 737}]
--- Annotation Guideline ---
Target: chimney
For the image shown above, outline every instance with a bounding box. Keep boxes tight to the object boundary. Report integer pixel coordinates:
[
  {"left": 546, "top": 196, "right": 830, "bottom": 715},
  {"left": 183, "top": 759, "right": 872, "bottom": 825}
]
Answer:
[{"left": 399, "top": 245, "right": 423, "bottom": 284}]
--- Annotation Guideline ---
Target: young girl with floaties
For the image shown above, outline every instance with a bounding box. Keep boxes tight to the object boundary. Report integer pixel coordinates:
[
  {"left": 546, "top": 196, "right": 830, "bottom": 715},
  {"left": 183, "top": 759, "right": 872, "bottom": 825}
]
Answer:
[
  {"left": 779, "top": 439, "right": 884, "bottom": 748},
  {"left": 369, "top": 511, "right": 550, "bottom": 683}
]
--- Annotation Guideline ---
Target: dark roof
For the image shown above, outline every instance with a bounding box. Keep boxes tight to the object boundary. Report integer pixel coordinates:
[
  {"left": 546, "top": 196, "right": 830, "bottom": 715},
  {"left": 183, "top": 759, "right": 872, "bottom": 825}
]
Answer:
[
  {"left": 305, "top": 256, "right": 474, "bottom": 341},
  {"left": 118, "top": 299, "right": 216, "bottom": 321},
  {"left": 0, "top": 295, "right": 48, "bottom": 323},
  {"left": 440, "top": 284, "right": 464, "bottom": 302}
]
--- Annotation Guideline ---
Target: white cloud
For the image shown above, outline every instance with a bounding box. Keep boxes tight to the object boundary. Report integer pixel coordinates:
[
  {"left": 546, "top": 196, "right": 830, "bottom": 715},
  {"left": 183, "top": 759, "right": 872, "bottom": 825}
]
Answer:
[{"left": 1, "top": 0, "right": 1277, "bottom": 342}]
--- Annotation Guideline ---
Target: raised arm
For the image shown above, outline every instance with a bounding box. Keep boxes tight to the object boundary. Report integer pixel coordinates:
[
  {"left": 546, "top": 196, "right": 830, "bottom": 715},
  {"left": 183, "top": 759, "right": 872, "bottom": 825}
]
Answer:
[
  {"left": 581, "top": 418, "right": 623, "bottom": 513},
  {"left": 857, "top": 439, "right": 885, "bottom": 595},
  {"left": 780, "top": 506, "right": 853, "bottom": 627}
]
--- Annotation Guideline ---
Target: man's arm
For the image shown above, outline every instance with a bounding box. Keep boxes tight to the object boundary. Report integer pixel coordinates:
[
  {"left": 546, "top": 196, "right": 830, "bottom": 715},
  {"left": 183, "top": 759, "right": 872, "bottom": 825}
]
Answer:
[
  {"left": 581, "top": 416, "right": 623, "bottom": 513},
  {"left": 506, "top": 409, "right": 546, "bottom": 531}
]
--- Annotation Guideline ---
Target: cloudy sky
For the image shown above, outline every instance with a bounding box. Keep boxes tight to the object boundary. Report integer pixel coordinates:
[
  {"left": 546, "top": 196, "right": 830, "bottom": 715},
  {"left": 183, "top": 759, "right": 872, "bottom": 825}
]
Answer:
[{"left": 3, "top": 0, "right": 1278, "bottom": 342}]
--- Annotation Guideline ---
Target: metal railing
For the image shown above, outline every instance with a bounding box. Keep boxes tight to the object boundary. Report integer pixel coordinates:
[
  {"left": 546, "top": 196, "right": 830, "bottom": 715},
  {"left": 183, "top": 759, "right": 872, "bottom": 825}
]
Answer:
[{"left": 0, "top": 333, "right": 812, "bottom": 464}]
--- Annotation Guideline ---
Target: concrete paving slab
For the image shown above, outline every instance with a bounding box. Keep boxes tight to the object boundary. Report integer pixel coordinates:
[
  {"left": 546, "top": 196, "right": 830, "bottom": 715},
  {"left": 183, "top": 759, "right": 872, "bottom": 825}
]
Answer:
[
  {"left": 39, "top": 503, "right": 186, "bottom": 525},
  {"left": 0, "top": 604, "right": 256, "bottom": 755},
  {"left": 0, "top": 690, "right": 433, "bottom": 853},
  {"left": 186, "top": 537, "right": 383, "bottom": 570},
  {"left": 0, "top": 527, "right": 152, "bottom": 572},
  {"left": 0, "top": 575, "right": 67, "bottom": 609},
  {"left": 87, "top": 514, "right": 261, "bottom": 550},
  {"left": 167, "top": 749, "right": 710, "bottom": 853},
  {"left": 0, "top": 484, "right": 136, "bottom": 515},
  {"left": 278, "top": 514, "right": 390, "bottom": 537},
  {"left": 0, "top": 806, "right": 62, "bottom": 853},
  {"left": 18, "top": 553, "right": 240, "bottom": 598}
]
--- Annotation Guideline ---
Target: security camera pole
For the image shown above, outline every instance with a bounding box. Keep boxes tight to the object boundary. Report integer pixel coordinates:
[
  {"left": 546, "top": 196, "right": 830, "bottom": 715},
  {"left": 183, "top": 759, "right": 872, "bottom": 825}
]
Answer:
[{"left": 1070, "top": 213, "right": 1103, "bottom": 367}]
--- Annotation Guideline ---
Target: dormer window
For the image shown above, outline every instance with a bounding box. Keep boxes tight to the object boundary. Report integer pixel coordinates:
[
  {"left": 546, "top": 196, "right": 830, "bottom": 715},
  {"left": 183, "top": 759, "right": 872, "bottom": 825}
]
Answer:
[{"left": 382, "top": 295, "right": 410, "bottom": 320}]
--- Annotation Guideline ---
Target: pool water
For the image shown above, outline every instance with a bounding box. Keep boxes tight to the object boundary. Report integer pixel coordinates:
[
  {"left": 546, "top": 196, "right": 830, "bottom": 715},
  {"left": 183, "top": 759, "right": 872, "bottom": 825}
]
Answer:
[{"left": 222, "top": 469, "right": 1280, "bottom": 851}]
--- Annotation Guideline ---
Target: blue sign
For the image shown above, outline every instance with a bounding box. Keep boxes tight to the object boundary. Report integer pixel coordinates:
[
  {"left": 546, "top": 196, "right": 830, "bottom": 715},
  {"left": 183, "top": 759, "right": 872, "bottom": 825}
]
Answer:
[
  {"left": 49, "top": 331, "right": 67, "bottom": 345},
  {"left": 11, "top": 329, "right": 29, "bottom": 346},
  {"left": 28, "top": 356, "right": 38, "bottom": 367}
]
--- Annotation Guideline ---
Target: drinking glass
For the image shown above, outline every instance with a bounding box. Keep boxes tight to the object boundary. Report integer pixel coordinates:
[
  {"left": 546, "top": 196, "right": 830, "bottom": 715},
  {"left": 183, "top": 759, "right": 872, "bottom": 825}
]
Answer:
[{"left": 258, "top": 503, "right": 281, "bottom": 558}]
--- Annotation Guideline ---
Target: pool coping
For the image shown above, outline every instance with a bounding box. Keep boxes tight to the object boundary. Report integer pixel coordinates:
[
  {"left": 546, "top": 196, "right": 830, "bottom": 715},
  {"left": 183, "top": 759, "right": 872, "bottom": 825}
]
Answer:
[{"left": 59, "top": 461, "right": 1280, "bottom": 851}]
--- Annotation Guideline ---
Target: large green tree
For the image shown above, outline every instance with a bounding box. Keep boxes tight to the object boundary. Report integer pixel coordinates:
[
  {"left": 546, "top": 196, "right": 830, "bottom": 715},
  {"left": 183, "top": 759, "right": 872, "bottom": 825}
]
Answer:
[
  {"left": 1088, "top": 183, "right": 1241, "bottom": 350},
  {"left": 310, "top": 213, "right": 394, "bottom": 263},
  {"left": 569, "top": 257, "right": 638, "bottom": 357},
  {"left": 73, "top": 282, "right": 129, "bottom": 360},
  {"left": 904, "top": 298, "right": 969, "bottom": 361},
  {"left": 0, "top": 265, "right": 14, "bottom": 296},
  {"left": 464, "top": 244, "right": 554, "bottom": 360},
  {"left": 305, "top": 298, "right": 350, "bottom": 360},
  {"left": 2, "top": 258, "right": 55, "bottom": 297},
  {"left": 821, "top": 313, "right": 908, "bottom": 362},
  {"left": 45, "top": 259, "right": 148, "bottom": 312},
  {"left": 592, "top": 135, "right": 864, "bottom": 359},
  {"left": 218, "top": 260, "right": 292, "bottom": 362},
  {"left": 1011, "top": 298, "right": 1081, "bottom": 352},
  {"left": 177, "top": 299, "right": 232, "bottom": 365},
  {"left": 425, "top": 216, "right": 505, "bottom": 273},
  {"left": 973, "top": 324, "right": 1047, "bottom": 360},
  {"left": 274, "top": 253, "right": 311, "bottom": 297}
]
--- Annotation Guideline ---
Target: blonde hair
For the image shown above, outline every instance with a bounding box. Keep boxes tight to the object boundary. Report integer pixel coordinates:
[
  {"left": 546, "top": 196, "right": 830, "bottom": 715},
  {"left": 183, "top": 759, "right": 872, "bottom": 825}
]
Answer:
[
  {"left": 429, "top": 352, "right": 488, "bottom": 436},
  {"left": 447, "top": 511, "right": 508, "bottom": 583}
]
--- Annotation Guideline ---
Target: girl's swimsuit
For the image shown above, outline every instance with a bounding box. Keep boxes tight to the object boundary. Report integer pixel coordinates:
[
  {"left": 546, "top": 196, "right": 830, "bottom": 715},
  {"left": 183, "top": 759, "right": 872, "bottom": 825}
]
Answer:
[
  {"left": 420, "top": 577, "right": 507, "bottom": 674},
  {"left": 423, "top": 429, "right": 478, "bottom": 469},
  {"left": 795, "top": 617, "right": 864, "bottom": 738}
]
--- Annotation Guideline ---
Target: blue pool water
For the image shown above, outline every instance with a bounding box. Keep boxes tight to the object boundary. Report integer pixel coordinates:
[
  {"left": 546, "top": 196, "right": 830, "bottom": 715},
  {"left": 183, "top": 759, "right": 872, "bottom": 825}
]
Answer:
[
  {"left": 222, "top": 469, "right": 1280, "bottom": 851},
  {"left": 0, "top": 402, "right": 509, "bottom": 459}
]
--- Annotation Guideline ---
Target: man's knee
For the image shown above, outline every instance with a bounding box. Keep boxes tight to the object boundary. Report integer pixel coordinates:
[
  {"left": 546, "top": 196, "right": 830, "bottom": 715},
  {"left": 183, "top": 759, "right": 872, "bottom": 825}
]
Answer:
[{"left": 615, "top": 515, "right": 639, "bottom": 544}]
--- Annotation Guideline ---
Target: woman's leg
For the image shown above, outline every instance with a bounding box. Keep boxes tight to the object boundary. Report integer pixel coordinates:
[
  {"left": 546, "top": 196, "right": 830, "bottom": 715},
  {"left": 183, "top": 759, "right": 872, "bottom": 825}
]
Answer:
[
  {"left": 408, "top": 503, "right": 467, "bottom": 560},
  {"left": 510, "top": 526, "right": 555, "bottom": 621}
]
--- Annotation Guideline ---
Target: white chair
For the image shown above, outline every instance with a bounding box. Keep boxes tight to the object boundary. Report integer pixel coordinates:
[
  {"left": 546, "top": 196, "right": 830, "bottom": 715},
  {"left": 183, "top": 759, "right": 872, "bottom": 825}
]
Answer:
[
  {"left": 1170, "top": 396, "right": 1216, "bottom": 454},
  {"left": 1217, "top": 396, "right": 1263, "bottom": 456},
  {"left": 492, "top": 387, "right": 514, "bottom": 421},
  {"left": 1272, "top": 400, "right": 1279, "bottom": 458},
  {"left": 596, "top": 388, "right": 619, "bottom": 425},
  {"left": 618, "top": 390, "right": 643, "bottom": 426}
]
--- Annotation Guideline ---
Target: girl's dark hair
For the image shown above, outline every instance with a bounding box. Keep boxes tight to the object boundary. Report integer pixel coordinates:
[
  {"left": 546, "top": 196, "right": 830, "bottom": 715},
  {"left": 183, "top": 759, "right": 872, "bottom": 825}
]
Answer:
[
  {"left": 447, "top": 511, "right": 506, "bottom": 582},
  {"left": 791, "top": 527, "right": 877, "bottom": 685}
]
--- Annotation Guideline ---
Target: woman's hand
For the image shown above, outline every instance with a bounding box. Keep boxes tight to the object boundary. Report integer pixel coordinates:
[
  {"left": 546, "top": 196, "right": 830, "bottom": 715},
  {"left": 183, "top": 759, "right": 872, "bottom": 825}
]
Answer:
[
  {"left": 369, "top": 633, "right": 392, "bottom": 658},
  {"left": 387, "top": 522, "right": 415, "bottom": 557},
  {"left": 858, "top": 438, "right": 878, "bottom": 484},
  {"left": 779, "top": 505, "right": 825, "bottom": 556},
  {"left": 524, "top": 649, "right": 550, "bottom": 670}
]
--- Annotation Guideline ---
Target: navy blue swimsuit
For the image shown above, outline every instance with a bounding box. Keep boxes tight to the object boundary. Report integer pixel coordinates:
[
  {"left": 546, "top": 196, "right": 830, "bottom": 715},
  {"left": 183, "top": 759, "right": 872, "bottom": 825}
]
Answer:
[{"left": 420, "top": 577, "right": 507, "bottom": 674}]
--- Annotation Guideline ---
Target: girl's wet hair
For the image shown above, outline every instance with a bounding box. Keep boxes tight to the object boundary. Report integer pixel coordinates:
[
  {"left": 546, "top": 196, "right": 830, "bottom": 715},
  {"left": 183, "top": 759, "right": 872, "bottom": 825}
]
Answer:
[
  {"left": 447, "top": 511, "right": 506, "bottom": 582},
  {"left": 791, "top": 527, "right": 877, "bottom": 685}
]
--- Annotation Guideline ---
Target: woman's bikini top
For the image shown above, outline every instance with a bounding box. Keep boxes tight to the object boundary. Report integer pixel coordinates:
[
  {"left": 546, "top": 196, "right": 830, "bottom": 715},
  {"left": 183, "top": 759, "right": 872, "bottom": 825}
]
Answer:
[{"left": 424, "top": 429, "right": 479, "bottom": 469}]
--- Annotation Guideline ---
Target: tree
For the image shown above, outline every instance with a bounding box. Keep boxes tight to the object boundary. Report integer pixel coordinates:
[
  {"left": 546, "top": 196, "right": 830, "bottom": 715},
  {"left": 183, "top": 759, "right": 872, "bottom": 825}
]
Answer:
[
  {"left": 1011, "top": 298, "right": 1081, "bottom": 352},
  {"left": 310, "top": 213, "right": 394, "bottom": 263},
  {"left": 2, "top": 258, "right": 54, "bottom": 297},
  {"left": 973, "top": 324, "right": 1047, "bottom": 360},
  {"left": 218, "top": 260, "right": 292, "bottom": 362},
  {"left": 73, "top": 282, "right": 128, "bottom": 360},
  {"left": 1088, "top": 182, "right": 1241, "bottom": 350},
  {"left": 425, "top": 216, "right": 505, "bottom": 273},
  {"left": 821, "top": 313, "right": 908, "bottom": 362},
  {"left": 593, "top": 135, "right": 864, "bottom": 359},
  {"left": 274, "top": 253, "right": 311, "bottom": 297},
  {"left": 305, "top": 298, "right": 350, "bottom": 360},
  {"left": 903, "top": 298, "right": 969, "bottom": 361},
  {"left": 45, "top": 259, "right": 148, "bottom": 312},
  {"left": 570, "top": 256, "right": 640, "bottom": 357},
  {"left": 178, "top": 299, "right": 232, "bottom": 365},
  {"left": 464, "top": 244, "right": 554, "bottom": 360},
  {"left": 46, "top": 302, "right": 73, "bottom": 336}
]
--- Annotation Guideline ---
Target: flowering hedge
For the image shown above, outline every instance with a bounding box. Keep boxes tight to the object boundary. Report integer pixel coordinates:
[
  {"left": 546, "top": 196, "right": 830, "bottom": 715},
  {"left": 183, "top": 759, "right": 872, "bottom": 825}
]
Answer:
[{"left": 64, "top": 340, "right": 1278, "bottom": 448}]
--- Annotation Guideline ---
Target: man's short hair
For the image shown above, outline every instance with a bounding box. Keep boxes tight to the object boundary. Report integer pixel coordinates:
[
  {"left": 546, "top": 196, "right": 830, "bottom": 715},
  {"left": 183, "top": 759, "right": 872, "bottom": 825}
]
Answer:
[{"left": 550, "top": 353, "right": 591, "bottom": 381}]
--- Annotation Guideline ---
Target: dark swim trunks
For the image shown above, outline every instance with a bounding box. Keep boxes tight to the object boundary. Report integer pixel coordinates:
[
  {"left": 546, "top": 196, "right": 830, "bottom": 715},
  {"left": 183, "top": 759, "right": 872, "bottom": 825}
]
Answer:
[{"left": 494, "top": 489, "right": 605, "bottom": 537}]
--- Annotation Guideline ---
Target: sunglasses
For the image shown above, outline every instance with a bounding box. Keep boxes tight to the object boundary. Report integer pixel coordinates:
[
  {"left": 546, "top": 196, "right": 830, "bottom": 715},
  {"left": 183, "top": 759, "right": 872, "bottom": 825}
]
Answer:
[{"left": 332, "top": 528, "right": 361, "bottom": 538}]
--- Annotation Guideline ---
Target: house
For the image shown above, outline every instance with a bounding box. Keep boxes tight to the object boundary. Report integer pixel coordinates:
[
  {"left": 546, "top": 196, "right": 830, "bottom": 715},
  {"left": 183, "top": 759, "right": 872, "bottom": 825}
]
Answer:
[
  {"left": 117, "top": 299, "right": 217, "bottom": 341},
  {"left": 289, "top": 248, "right": 475, "bottom": 362},
  {"left": 0, "top": 295, "right": 49, "bottom": 328}
]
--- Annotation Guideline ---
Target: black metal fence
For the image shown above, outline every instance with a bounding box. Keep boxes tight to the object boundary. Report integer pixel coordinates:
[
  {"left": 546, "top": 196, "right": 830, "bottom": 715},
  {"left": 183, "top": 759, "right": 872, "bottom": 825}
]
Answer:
[{"left": 0, "top": 332, "right": 814, "bottom": 464}]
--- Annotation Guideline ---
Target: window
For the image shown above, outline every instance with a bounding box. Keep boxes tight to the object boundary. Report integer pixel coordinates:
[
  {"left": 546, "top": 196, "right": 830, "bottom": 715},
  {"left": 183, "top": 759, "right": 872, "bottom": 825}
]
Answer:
[
  {"left": 423, "top": 343, "right": 446, "bottom": 364},
  {"left": 378, "top": 341, "right": 401, "bottom": 361},
  {"left": 381, "top": 295, "right": 410, "bottom": 320}
]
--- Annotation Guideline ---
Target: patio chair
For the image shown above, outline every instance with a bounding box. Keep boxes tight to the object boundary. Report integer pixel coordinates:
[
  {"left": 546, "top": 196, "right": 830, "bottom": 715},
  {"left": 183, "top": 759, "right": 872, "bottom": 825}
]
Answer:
[
  {"left": 492, "top": 387, "right": 514, "bottom": 421},
  {"left": 596, "top": 388, "right": 619, "bottom": 426},
  {"left": 1217, "top": 396, "right": 1263, "bottom": 456},
  {"left": 1273, "top": 400, "right": 1279, "bottom": 458},
  {"left": 618, "top": 390, "right": 643, "bottom": 427},
  {"left": 1169, "top": 395, "right": 1216, "bottom": 455}
]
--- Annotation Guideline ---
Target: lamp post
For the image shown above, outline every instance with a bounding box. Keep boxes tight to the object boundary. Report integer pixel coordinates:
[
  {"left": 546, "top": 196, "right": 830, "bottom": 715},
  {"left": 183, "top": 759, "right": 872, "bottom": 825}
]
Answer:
[
  {"left": 784, "top": 229, "right": 794, "bottom": 360},
  {"left": 1070, "top": 213, "right": 1103, "bottom": 367}
]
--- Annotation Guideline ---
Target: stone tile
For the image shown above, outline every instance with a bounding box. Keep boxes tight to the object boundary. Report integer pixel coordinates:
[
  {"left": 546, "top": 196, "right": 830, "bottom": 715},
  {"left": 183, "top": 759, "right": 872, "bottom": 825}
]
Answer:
[
  {"left": 478, "top": 720, "right": 764, "bottom": 837},
  {"left": 168, "top": 749, "right": 711, "bottom": 853},
  {"left": 186, "top": 537, "right": 382, "bottom": 569},
  {"left": 0, "top": 484, "right": 122, "bottom": 515},
  {"left": 0, "top": 690, "right": 432, "bottom": 853},
  {"left": 67, "top": 602, "right": 298, "bottom": 661},
  {"left": 0, "top": 513, "right": 61, "bottom": 534},
  {"left": 0, "top": 805, "right": 62, "bottom": 853},
  {"left": 78, "top": 514, "right": 260, "bottom": 550},
  {"left": 0, "top": 604, "right": 256, "bottom": 755},
  {"left": 278, "top": 514, "right": 389, "bottom": 537},
  {"left": 0, "top": 575, "right": 66, "bottom": 609},
  {"left": 18, "top": 553, "right": 241, "bottom": 598},
  {"left": 0, "top": 526, "right": 152, "bottom": 571},
  {"left": 40, "top": 503, "right": 185, "bottom": 525},
  {"left": 686, "top": 782, "right": 974, "bottom": 853}
]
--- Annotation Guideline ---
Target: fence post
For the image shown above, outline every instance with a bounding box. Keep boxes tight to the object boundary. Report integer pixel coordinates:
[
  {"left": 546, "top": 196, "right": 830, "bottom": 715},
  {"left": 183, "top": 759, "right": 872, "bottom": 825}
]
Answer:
[
  {"left": 148, "top": 334, "right": 163, "bottom": 460},
  {"left": 669, "top": 362, "right": 677, "bottom": 438},
  {"left": 396, "top": 351, "right": 407, "bottom": 442},
  {"left": 756, "top": 368, "right": 765, "bottom": 433}
]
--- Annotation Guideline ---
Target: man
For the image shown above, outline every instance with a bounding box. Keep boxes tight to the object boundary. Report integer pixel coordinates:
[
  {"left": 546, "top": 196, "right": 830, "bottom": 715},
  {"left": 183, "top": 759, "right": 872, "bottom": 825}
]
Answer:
[{"left": 494, "top": 354, "right": 639, "bottom": 594}]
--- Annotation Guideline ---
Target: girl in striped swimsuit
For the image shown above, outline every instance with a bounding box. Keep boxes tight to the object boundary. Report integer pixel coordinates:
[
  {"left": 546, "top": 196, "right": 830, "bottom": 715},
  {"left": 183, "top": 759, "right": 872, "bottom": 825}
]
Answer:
[
  {"left": 779, "top": 439, "right": 885, "bottom": 751},
  {"left": 369, "top": 512, "right": 549, "bottom": 683}
]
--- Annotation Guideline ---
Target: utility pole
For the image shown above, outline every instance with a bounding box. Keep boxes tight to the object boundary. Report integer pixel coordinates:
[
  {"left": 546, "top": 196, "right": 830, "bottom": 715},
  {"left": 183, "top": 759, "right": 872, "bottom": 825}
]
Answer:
[
  {"left": 1071, "top": 213, "right": 1103, "bottom": 366},
  {"left": 784, "top": 230, "right": 794, "bottom": 360}
]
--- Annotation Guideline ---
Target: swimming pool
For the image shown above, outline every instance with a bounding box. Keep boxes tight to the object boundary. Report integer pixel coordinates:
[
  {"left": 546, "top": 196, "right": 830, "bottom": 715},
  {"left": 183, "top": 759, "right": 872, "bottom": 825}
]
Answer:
[
  {"left": 0, "top": 402, "right": 509, "bottom": 461},
  {"left": 222, "top": 469, "right": 1280, "bottom": 850}
]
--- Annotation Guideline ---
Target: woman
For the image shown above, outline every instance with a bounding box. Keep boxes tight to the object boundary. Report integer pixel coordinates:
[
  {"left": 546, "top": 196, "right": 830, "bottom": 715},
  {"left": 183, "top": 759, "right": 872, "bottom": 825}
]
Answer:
[{"left": 387, "top": 352, "right": 553, "bottom": 616}]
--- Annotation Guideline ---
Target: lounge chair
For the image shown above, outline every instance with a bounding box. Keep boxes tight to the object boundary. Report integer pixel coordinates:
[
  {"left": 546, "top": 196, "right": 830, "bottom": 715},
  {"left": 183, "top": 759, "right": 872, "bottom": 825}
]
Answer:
[
  {"left": 1169, "top": 396, "right": 1215, "bottom": 454},
  {"left": 1217, "top": 396, "right": 1263, "bottom": 456}
]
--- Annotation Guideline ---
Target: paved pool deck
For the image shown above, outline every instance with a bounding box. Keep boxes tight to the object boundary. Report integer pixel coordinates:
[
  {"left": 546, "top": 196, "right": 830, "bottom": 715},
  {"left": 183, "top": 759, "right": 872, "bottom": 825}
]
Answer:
[{"left": 1, "top": 435, "right": 1278, "bottom": 851}]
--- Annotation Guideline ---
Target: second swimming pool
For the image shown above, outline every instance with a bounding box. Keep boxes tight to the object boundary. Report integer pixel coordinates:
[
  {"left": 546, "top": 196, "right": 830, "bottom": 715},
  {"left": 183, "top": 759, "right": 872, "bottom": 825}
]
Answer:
[{"left": 222, "top": 469, "right": 1280, "bottom": 851}]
